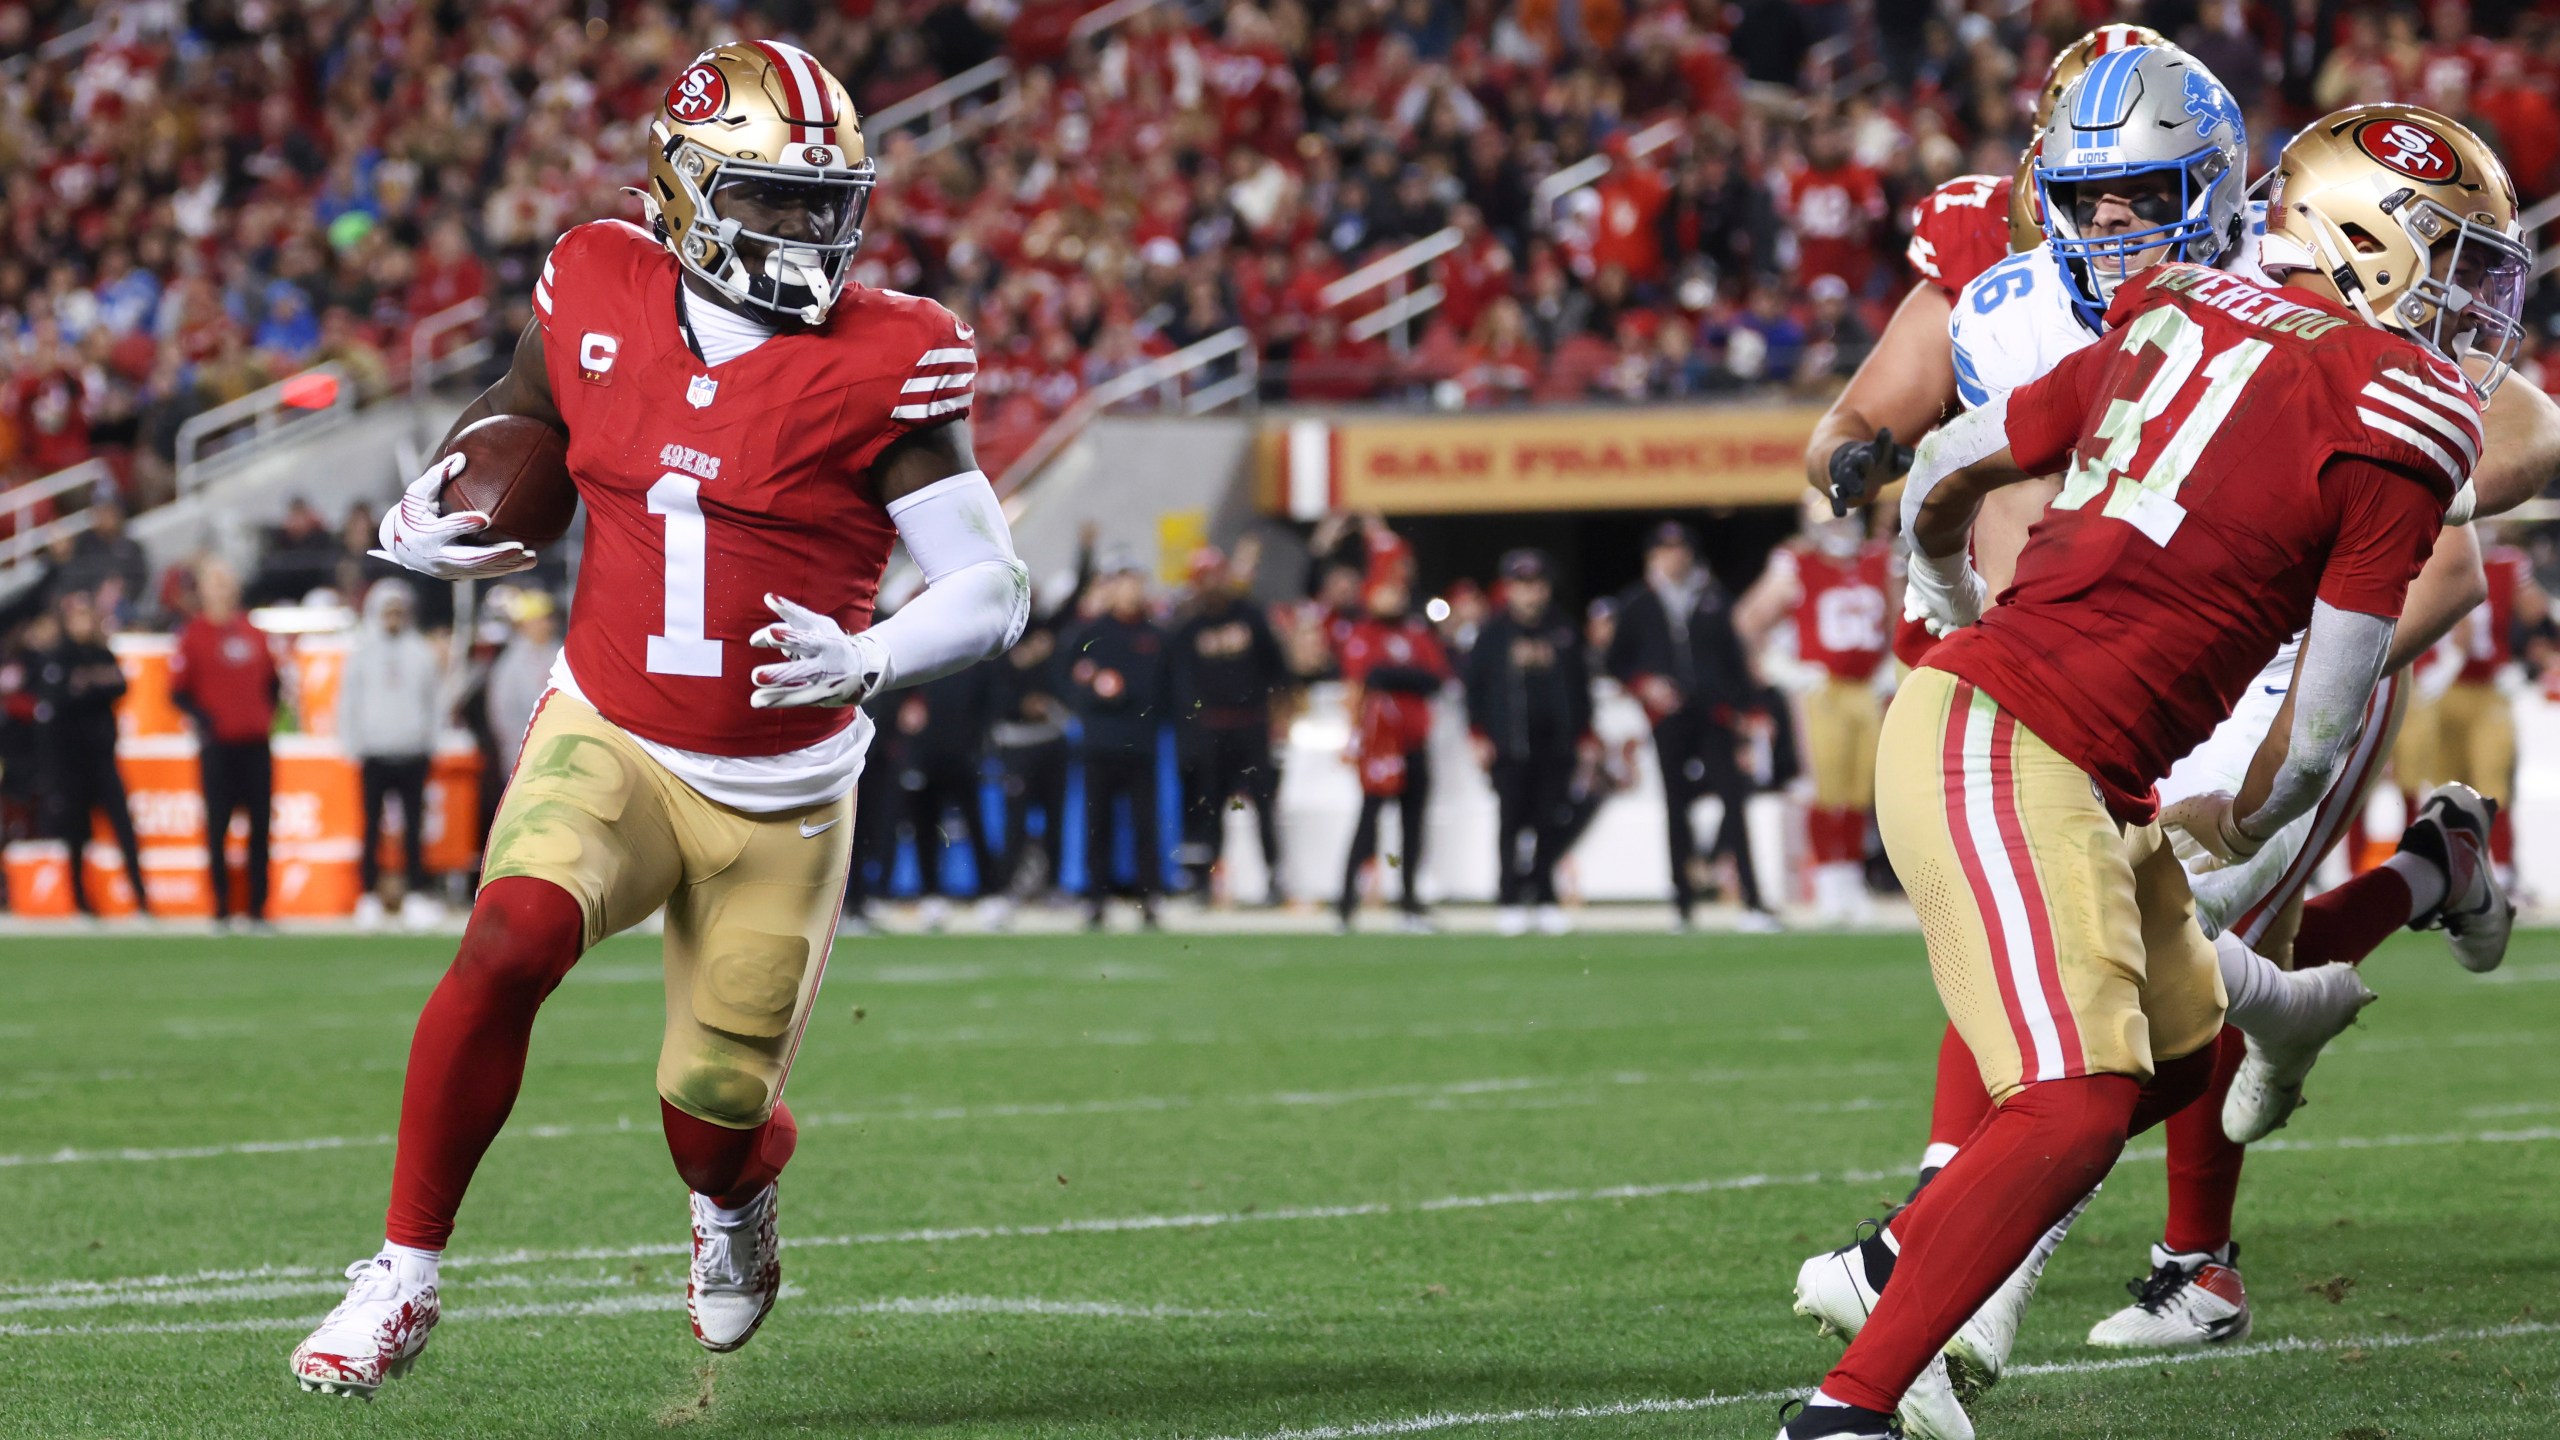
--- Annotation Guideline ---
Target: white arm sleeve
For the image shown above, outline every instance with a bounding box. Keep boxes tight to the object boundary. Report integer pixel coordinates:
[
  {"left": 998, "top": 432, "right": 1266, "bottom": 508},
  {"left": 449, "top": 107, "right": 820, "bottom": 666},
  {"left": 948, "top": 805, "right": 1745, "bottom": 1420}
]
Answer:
[
  {"left": 1899, "top": 393, "right": 2011, "bottom": 562},
  {"left": 865, "top": 470, "right": 1032, "bottom": 691},
  {"left": 2237, "top": 599, "right": 2395, "bottom": 843}
]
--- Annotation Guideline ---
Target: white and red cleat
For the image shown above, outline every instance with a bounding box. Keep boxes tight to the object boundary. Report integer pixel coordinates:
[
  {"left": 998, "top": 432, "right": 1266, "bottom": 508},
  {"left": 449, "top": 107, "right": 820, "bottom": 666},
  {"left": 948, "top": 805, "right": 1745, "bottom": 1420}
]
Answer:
[
  {"left": 290, "top": 1254, "right": 439, "bottom": 1397},
  {"left": 688, "top": 1184, "right": 781, "bottom": 1352},
  {"left": 2086, "top": 1242, "right": 2252, "bottom": 1349}
]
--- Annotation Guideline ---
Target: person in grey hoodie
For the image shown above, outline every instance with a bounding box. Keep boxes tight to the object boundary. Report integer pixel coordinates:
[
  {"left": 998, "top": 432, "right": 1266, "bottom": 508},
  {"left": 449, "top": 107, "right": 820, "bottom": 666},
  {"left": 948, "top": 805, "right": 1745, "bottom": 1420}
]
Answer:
[{"left": 339, "top": 579, "right": 448, "bottom": 919}]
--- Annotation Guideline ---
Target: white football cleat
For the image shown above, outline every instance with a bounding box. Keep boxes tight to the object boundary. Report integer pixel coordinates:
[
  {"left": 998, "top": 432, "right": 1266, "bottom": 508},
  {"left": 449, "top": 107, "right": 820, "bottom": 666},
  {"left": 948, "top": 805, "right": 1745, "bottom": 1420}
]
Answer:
[
  {"left": 1944, "top": 1186, "right": 2095, "bottom": 1396},
  {"left": 400, "top": 892, "right": 442, "bottom": 931},
  {"left": 2222, "top": 963, "right": 2376, "bottom": 1144},
  {"left": 353, "top": 895, "right": 386, "bottom": 931},
  {"left": 1495, "top": 906, "right": 1531, "bottom": 937},
  {"left": 290, "top": 1254, "right": 439, "bottom": 1397},
  {"left": 975, "top": 895, "right": 1015, "bottom": 932},
  {"left": 688, "top": 1184, "right": 782, "bottom": 1352},
  {"left": 2086, "top": 1243, "right": 2252, "bottom": 1349},
  {"left": 1534, "top": 904, "right": 1573, "bottom": 935},
  {"left": 2402, "top": 783, "right": 2510, "bottom": 973},
  {"left": 1791, "top": 1236, "right": 1974, "bottom": 1440}
]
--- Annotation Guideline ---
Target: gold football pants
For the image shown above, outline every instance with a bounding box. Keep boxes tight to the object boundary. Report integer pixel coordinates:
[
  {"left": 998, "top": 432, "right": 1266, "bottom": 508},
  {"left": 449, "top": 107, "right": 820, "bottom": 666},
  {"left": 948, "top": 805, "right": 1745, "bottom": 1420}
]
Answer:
[
  {"left": 482, "top": 691, "right": 854, "bottom": 1128},
  {"left": 1876, "top": 668, "right": 2225, "bottom": 1104}
]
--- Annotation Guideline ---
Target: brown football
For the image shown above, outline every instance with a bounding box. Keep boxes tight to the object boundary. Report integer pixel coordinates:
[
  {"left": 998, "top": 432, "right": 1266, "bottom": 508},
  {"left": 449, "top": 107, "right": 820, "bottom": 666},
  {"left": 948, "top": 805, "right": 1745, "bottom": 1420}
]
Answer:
[{"left": 439, "top": 414, "right": 576, "bottom": 547}]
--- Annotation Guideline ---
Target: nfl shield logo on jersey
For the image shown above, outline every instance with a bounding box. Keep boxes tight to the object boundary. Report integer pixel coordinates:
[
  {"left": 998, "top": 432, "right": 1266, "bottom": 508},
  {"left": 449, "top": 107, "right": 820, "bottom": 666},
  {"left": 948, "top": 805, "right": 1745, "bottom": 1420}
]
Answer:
[{"left": 687, "top": 374, "right": 718, "bottom": 409}]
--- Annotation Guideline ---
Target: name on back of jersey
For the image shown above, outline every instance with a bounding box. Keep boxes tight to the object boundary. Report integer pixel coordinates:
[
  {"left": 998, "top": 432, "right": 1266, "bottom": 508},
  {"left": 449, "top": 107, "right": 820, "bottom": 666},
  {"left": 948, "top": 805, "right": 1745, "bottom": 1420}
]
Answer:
[{"left": 2137, "top": 265, "right": 2354, "bottom": 340}]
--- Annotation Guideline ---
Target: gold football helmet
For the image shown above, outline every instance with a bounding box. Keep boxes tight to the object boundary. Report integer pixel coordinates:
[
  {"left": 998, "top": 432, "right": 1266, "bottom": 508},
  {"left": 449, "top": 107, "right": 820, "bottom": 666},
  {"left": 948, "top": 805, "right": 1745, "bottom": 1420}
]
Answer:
[
  {"left": 2264, "top": 104, "right": 2529, "bottom": 393},
  {"left": 2011, "top": 25, "right": 2170, "bottom": 251},
  {"left": 643, "top": 41, "right": 874, "bottom": 325}
]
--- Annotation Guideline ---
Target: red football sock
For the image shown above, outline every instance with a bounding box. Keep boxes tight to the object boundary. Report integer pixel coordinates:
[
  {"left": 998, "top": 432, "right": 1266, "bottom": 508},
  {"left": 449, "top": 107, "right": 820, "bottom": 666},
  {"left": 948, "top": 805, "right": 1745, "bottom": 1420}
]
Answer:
[
  {"left": 1825, "top": 1074, "right": 2140, "bottom": 1413},
  {"left": 2293, "top": 865, "right": 2414, "bottom": 968},
  {"left": 2492, "top": 807, "right": 2513, "bottom": 870},
  {"left": 1807, "top": 808, "right": 1838, "bottom": 864},
  {"left": 1925, "top": 1025, "right": 1994, "bottom": 1156},
  {"left": 385, "top": 878, "right": 587, "bottom": 1250},
  {"left": 2161, "top": 1027, "right": 2248, "bottom": 1255},
  {"left": 1842, "top": 810, "right": 1869, "bottom": 864},
  {"left": 662, "top": 1099, "right": 800, "bottom": 1208}
]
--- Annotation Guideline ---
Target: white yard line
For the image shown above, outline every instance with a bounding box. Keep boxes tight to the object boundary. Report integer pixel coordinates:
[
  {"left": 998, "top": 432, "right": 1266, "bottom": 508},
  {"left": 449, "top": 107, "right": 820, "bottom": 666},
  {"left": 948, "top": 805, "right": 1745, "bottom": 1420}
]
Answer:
[
  {"left": 1194, "top": 1321, "right": 2560, "bottom": 1440},
  {"left": 0, "top": 1063, "right": 1911, "bottom": 1171},
  {"left": 6, "top": 1122, "right": 2556, "bottom": 1305}
]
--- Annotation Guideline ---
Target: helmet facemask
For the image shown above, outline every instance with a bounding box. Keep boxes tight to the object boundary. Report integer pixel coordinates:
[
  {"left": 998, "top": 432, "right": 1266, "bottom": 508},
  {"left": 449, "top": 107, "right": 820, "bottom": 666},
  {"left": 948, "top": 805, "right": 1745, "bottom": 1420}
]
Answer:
[
  {"left": 655, "top": 127, "right": 875, "bottom": 326},
  {"left": 2391, "top": 197, "right": 2527, "bottom": 395},
  {"left": 2039, "top": 148, "right": 2235, "bottom": 316}
]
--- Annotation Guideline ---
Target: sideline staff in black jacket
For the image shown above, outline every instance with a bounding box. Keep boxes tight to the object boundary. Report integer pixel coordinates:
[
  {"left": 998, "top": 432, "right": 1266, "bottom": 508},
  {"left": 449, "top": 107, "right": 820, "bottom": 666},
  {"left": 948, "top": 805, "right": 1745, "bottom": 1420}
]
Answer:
[
  {"left": 1465, "top": 549, "right": 1588, "bottom": 928},
  {"left": 1605, "top": 522, "right": 1773, "bottom": 928},
  {"left": 1172, "top": 548, "right": 1292, "bottom": 905},
  {"left": 31, "top": 593, "right": 150, "bottom": 917},
  {"left": 1061, "top": 561, "right": 1171, "bottom": 929}
]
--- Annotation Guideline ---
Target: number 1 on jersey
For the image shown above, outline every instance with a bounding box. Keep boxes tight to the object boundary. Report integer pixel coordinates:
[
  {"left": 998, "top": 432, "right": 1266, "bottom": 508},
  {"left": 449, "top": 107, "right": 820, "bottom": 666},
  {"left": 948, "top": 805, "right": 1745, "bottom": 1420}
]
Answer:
[{"left": 645, "top": 472, "right": 722, "bottom": 677}]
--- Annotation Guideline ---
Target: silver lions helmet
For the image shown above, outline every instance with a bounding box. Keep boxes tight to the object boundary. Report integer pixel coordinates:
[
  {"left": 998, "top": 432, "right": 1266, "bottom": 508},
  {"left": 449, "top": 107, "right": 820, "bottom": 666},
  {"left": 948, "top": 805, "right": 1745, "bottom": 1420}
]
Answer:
[{"left": 2035, "top": 45, "right": 2248, "bottom": 326}]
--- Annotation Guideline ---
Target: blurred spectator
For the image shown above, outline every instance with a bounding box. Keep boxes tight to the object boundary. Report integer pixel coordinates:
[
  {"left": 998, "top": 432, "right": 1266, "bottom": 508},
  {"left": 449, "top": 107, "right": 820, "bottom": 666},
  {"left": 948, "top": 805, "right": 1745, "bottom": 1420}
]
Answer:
[
  {"left": 31, "top": 593, "right": 150, "bottom": 919},
  {"left": 339, "top": 579, "right": 446, "bottom": 929},
  {"left": 1465, "top": 549, "right": 1588, "bottom": 935},
  {"left": 484, "top": 591, "right": 560, "bottom": 779},
  {"left": 171, "top": 559, "right": 278, "bottom": 930},
  {"left": 1776, "top": 121, "right": 1887, "bottom": 295},
  {"left": 1606, "top": 522, "right": 1773, "bottom": 931},
  {"left": 247, "top": 497, "right": 340, "bottom": 607},
  {"left": 1062, "top": 558, "right": 1172, "bottom": 930},
  {"left": 1172, "top": 547, "right": 1293, "bottom": 905},
  {"left": 45, "top": 499, "right": 152, "bottom": 626},
  {"left": 885, "top": 665, "right": 1005, "bottom": 931},
  {"left": 1335, "top": 574, "right": 1450, "bottom": 931}
]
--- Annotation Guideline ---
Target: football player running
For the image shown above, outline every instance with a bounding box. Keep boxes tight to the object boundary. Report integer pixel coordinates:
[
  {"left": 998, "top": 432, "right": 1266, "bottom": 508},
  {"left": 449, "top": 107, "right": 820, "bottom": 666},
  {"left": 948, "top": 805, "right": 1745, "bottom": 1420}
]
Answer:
[
  {"left": 1778, "top": 100, "right": 2525, "bottom": 1440},
  {"left": 1794, "top": 54, "right": 2560, "bottom": 1420},
  {"left": 291, "top": 42, "right": 1029, "bottom": 1396}
]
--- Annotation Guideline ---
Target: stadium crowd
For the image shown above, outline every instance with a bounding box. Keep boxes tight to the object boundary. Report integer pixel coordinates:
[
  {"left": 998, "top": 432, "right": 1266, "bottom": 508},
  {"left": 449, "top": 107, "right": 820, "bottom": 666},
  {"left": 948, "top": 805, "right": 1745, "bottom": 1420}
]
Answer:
[{"left": 15, "top": 0, "right": 2560, "bottom": 519}]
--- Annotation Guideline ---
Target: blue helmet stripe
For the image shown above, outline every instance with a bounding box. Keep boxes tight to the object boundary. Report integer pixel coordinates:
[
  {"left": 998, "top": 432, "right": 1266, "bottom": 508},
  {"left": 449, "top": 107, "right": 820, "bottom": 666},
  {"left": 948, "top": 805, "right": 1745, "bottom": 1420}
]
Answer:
[{"left": 2071, "top": 46, "right": 2145, "bottom": 129}]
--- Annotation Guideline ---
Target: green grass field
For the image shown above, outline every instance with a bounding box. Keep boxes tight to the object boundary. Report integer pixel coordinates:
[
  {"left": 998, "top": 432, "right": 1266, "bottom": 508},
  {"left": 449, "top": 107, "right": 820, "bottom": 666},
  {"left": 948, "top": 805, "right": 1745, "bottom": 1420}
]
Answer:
[{"left": 1, "top": 924, "right": 2554, "bottom": 1439}]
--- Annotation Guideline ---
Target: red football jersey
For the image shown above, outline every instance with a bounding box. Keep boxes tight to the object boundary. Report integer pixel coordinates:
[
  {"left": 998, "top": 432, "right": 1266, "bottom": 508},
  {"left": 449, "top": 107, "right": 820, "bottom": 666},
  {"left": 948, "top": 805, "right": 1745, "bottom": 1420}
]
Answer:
[
  {"left": 533, "top": 220, "right": 973, "bottom": 758},
  {"left": 1928, "top": 263, "right": 2474, "bottom": 822},
  {"left": 2459, "top": 544, "right": 2530, "bottom": 683},
  {"left": 1904, "top": 174, "right": 2013, "bottom": 303},
  {"left": 1782, "top": 541, "right": 1893, "bottom": 681}
]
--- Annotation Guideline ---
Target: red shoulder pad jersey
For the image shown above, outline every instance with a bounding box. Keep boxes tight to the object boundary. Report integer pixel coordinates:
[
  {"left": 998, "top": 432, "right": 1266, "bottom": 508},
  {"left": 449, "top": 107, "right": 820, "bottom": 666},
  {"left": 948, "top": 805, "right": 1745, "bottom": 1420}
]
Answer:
[
  {"left": 1926, "top": 263, "right": 2475, "bottom": 822},
  {"left": 1890, "top": 173, "right": 2015, "bottom": 669},
  {"left": 1783, "top": 539, "right": 1893, "bottom": 681},
  {"left": 2459, "top": 543, "right": 2529, "bottom": 682},
  {"left": 1904, "top": 174, "right": 2014, "bottom": 303},
  {"left": 534, "top": 220, "right": 974, "bottom": 757}
]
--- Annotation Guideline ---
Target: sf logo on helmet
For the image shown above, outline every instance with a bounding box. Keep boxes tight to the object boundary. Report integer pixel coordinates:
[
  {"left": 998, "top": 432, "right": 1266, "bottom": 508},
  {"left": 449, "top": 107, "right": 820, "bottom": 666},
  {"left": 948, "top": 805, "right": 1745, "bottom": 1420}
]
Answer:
[
  {"left": 2357, "top": 119, "right": 2459, "bottom": 182},
  {"left": 666, "top": 64, "right": 727, "bottom": 124}
]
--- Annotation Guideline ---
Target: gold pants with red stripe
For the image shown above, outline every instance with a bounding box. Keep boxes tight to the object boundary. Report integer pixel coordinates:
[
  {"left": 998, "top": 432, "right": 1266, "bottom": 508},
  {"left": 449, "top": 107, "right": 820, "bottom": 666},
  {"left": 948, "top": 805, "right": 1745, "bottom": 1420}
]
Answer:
[{"left": 1877, "top": 668, "right": 2226, "bottom": 1102}]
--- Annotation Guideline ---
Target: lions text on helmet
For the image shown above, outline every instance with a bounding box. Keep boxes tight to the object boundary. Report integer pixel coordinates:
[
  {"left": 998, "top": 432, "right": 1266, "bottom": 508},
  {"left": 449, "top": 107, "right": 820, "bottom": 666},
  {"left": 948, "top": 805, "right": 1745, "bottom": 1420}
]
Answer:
[
  {"left": 644, "top": 40, "right": 877, "bottom": 326},
  {"left": 2260, "top": 104, "right": 2531, "bottom": 399},
  {"left": 2033, "top": 46, "right": 2249, "bottom": 328}
]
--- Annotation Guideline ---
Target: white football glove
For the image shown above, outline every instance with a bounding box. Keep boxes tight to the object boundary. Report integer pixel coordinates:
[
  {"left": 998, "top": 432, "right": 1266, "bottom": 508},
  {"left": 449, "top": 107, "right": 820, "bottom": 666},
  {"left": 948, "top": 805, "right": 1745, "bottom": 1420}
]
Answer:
[
  {"left": 371, "top": 452, "right": 538, "bottom": 580},
  {"left": 2160, "top": 790, "right": 2264, "bottom": 872},
  {"left": 749, "top": 593, "right": 887, "bottom": 709},
  {"left": 1902, "top": 549, "right": 1988, "bottom": 638}
]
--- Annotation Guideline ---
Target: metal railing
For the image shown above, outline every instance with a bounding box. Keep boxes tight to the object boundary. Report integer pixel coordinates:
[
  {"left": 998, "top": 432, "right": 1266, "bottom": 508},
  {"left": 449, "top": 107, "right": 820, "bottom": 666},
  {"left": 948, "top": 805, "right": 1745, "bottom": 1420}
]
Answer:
[
  {"left": 175, "top": 365, "right": 358, "bottom": 493},
  {"left": 996, "top": 327, "right": 1256, "bottom": 496},
  {"left": 866, "top": 0, "right": 1183, "bottom": 159},
  {"left": 1324, "top": 117, "right": 1689, "bottom": 352},
  {"left": 0, "top": 458, "right": 114, "bottom": 571},
  {"left": 409, "top": 296, "right": 492, "bottom": 409},
  {"left": 865, "top": 56, "right": 1017, "bottom": 157}
]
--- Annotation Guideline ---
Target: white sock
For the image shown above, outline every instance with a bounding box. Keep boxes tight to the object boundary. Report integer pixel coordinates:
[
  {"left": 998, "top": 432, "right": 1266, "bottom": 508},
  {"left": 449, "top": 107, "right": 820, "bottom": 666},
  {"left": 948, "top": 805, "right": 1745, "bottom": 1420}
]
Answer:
[
  {"left": 378, "top": 1242, "right": 440, "bottom": 1283},
  {"left": 1919, "top": 1141, "right": 1959, "bottom": 1174},
  {"left": 1807, "top": 1388, "right": 1852, "bottom": 1408},
  {"left": 705, "top": 1190, "right": 767, "bottom": 1227},
  {"left": 2382, "top": 850, "right": 2446, "bottom": 919},
  {"left": 2214, "top": 932, "right": 2290, "bottom": 1034}
]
